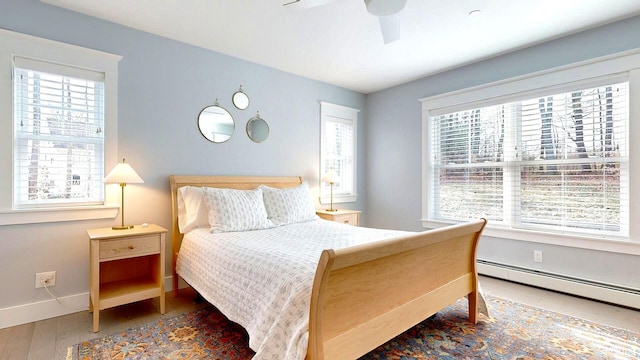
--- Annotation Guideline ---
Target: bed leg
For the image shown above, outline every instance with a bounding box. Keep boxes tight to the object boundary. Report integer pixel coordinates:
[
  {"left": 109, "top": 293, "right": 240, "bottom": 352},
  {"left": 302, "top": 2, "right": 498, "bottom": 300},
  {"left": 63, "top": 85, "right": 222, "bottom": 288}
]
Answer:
[
  {"left": 468, "top": 290, "right": 478, "bottom": 324},
  {"left": 173, "top": 272, "right": 179, "bottom": 296}
]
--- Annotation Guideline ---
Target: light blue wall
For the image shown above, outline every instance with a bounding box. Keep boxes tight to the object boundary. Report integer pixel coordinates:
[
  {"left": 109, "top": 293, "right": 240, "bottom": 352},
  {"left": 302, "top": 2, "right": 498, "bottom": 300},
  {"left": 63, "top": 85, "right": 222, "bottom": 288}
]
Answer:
[
  {"left": 0, "top": 0, "right": 365, "bottom": 311},
  {"left": 365, "top": 16, "right": 640, "bottom": 289}
]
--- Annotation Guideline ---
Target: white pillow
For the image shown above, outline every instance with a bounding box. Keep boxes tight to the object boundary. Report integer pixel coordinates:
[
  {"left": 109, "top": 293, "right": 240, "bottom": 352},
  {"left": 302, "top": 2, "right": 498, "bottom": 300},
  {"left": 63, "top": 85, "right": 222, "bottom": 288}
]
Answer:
[
  {"left": 202, "top": 186, "right": 274, "bottom": 233},
  {"left": 261, "top": 182, "right": 318, "bottom": 226},
  {"left": 177, "top": 186, "right": 209, "bottom": 233}
]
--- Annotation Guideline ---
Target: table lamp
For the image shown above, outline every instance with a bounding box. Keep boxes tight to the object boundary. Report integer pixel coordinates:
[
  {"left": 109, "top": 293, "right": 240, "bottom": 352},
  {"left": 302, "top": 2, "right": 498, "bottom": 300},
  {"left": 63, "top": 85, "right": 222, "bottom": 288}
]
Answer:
[
  {"left": 104, "top": 158, "right": 144, "bottom": 230},
  {"left": 321, "top": 170, "right": 338, "bottom": 212}
]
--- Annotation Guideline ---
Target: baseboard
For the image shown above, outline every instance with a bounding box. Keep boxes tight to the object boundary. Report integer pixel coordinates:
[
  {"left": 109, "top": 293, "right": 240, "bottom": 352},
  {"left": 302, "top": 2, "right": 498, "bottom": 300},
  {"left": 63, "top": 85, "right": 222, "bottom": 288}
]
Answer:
[
  {"left": 0, "top": 292, "right": 89, "bottom": 330},
  {"left": 0, "top": 276, "right": 178, "bottom": 330},
  {"left": 478, "top": 261, "right": 640, "bottom": 309}
]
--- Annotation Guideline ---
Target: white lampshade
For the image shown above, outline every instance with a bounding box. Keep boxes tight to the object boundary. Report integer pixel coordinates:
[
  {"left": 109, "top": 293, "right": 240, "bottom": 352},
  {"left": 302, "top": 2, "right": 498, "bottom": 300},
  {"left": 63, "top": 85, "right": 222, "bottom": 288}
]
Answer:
[
  {"left": 104, "top": 159, "right": 144, "bottom": 184},
  {"left": 321, "top": 170, "right": 338, "bottom": 184}
]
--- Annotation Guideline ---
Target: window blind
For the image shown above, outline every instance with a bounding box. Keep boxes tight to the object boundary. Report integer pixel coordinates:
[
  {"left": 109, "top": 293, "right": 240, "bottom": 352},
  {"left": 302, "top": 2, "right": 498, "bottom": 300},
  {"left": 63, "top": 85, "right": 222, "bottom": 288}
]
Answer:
[
  {"left": 323, "top": 117, "right": 354, "bottom": 196},
  {"left": 13, "top": 59, "right": 105, "bottom": 207},
  {"left": 516, "top": 83, "right": 628, "bottom": 233},
  {"left": 430, "top": 81, "right": 629, "bottom": 237}
]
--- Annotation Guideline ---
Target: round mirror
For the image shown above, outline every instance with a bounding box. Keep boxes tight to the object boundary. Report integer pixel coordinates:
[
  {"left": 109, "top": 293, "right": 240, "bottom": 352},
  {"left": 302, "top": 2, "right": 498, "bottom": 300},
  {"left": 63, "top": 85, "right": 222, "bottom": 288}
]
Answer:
[
  {"left": 232, "top": 85, "right": 250, "bottom": 110},
  {"left": 246, "top": 112, "right": 270, "bottom": 143},
  {"left": 198, "top": 102, "right": 234, "bottom": 143}
]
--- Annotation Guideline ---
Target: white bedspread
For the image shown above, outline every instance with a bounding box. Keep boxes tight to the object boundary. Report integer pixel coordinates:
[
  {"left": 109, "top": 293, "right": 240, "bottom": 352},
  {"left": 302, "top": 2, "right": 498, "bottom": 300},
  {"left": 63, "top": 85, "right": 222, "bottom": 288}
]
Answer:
[{"left": 176, "top": 219, "right": 487, "bottom": 360}]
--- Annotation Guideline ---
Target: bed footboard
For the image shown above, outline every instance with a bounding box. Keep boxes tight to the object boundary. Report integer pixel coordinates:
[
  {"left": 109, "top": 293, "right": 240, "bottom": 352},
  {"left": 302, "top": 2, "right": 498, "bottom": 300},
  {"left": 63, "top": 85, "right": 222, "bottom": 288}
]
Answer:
[{"left": 307, "top": 219, "right": 487, "bottom": 360}]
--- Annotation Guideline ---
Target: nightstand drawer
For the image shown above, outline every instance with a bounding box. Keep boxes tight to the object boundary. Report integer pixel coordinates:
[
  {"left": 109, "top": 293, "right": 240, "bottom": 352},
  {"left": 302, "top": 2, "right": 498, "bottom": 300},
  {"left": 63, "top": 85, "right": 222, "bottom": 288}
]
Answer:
[
  {"left": 332, "top": 213, "right": 359, "bottom": 226},
  {"left": 99, "top": 235, "right": 160, "bottom": 261}
]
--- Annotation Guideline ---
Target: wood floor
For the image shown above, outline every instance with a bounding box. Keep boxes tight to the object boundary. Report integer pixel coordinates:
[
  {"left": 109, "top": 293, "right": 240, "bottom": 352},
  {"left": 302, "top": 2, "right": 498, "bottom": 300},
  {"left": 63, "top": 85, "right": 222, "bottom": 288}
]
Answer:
[{"left": 1, "top": 276, "right": 638, "bottom": 360}]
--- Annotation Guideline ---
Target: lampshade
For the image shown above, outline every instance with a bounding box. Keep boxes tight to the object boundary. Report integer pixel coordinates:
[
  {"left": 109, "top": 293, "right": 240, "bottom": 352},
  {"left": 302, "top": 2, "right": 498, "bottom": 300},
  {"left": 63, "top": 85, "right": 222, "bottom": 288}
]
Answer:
[
  {"left": 321, "top": 170, "right": 338, "bottom": 184},
  {"left": 104, "top": 159, "right": 144, "bottom": 184}
]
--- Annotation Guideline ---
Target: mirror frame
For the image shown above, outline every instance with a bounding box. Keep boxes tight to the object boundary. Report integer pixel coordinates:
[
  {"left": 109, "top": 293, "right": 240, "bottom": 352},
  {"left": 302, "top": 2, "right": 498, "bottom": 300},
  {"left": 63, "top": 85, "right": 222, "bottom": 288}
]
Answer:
[
  {"left": 246, "top": 112, "right": 270, "bottom": 143},
  {"left": 197, "top": 102, "right": 235, "bottom": 143},
  {"left": 232, "top": 85, "right": 250, "bottom": 110}
]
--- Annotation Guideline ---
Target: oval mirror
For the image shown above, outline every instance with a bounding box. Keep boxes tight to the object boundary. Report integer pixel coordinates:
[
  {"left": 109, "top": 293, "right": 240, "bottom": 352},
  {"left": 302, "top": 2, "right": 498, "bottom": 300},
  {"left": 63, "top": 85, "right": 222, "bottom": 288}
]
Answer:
[
  {"left": 232, "top": 85, "right": 250, "bottom": 110},
  {"left": 246, "top": 112, "right": 270, "bottom": 143},
  {"left": 198, "top": 101, "right": 235, "bottom": 143}
]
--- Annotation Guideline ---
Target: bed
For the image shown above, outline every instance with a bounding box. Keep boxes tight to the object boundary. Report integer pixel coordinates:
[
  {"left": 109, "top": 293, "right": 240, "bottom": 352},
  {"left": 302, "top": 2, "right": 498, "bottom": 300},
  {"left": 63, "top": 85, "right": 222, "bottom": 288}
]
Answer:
[{"left": 169, "top": 175, "right": 487, "bottom": 360}]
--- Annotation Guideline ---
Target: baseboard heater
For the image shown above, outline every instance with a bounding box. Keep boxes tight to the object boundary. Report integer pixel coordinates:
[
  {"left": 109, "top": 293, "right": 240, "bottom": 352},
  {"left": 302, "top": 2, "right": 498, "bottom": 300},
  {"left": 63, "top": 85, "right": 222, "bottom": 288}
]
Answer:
[{"left": 477, "top": 260, "right": 640, "bottom": 310}]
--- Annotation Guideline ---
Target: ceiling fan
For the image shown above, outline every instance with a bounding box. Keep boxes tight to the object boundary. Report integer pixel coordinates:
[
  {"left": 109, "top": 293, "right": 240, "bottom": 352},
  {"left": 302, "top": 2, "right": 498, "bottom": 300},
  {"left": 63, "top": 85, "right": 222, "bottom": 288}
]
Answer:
[{"left": 283, "top": 0, "right": 408, "bottom": 44}]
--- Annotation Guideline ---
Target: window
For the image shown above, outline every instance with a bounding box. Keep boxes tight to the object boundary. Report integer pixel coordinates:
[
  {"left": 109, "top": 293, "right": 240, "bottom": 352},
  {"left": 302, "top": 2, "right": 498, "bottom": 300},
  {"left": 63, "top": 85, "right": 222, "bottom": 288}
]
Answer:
[
  {"left": 320, "top": 102, "right": 358, "bottom": 203},
  {"left": 13, "top": 58, "right": 105, "bottom": 208},
  {"left": 429, "top": 81, "right": 628, "bottom": 237},
  {"left": 421, "top": 50, "right": 640, "bottom": 245},
  {"left": 0, "top": 29, "right": 121, "bottom": 225}
]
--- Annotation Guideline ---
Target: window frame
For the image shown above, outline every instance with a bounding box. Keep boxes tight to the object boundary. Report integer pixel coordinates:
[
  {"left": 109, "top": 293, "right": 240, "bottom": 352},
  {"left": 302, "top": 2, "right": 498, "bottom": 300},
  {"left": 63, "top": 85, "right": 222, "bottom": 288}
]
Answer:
[
  {"left": 420, "top": 49, "right": 640, "bottom": 255},
  {"left": 0, "top": 29, "right": 121, "bottom": 225},
  {"left": 319, "top": 101, "right": 359, "bottom": 204}
]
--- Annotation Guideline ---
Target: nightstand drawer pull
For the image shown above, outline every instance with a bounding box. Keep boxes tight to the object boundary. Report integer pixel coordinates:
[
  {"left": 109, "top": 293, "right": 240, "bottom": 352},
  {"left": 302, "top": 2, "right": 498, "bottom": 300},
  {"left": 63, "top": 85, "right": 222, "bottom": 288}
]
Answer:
[{"left": 99, "top": 235, "right": 160, "bottom": 260}]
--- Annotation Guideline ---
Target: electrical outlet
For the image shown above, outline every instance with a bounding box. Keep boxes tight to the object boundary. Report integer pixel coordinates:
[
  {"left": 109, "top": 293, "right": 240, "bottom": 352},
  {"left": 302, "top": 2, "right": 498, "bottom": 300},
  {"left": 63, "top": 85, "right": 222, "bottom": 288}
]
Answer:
[
  {"left": 533, "top": 250, "right": 543, "bottom": 263},
  {"left": 35, "top": 271, "right": 56, "bottom": 288}
]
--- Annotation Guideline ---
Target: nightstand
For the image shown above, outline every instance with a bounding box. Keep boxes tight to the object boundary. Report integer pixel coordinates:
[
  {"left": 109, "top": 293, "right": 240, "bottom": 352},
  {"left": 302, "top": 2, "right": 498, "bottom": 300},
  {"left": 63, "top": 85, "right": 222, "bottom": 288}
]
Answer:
[
  {"left": 316, "top": 209, "right": 361, "bottom": 226},
  {"left": 87, "top": 224, "right": 167, "bottom": 332}
]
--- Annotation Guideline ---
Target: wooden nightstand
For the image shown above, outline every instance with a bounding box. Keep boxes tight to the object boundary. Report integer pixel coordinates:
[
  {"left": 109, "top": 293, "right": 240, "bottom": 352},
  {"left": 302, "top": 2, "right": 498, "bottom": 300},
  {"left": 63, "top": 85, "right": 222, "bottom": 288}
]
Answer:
[
  {"left": 87, "top": 224, "right": 167, "bottom": 332},
  {"left": 316, "top": 209, "right": 361, "bottom": 226}
]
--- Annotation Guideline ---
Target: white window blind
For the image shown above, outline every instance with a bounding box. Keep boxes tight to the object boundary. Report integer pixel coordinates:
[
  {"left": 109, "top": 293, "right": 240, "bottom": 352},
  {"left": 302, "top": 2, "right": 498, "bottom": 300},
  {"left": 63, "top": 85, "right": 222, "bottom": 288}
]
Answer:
[
  {"left": 320, "top": 102, "right": 358, "bottom": 203},
  {"left": 13, "top": 57, "right": 105, "bottom": 208},
  {"left": 323, "top": 118, "right": 354, "bottom": 196},
  {"left": 430, "top": 81, "right": 629, "bottom": 237}
]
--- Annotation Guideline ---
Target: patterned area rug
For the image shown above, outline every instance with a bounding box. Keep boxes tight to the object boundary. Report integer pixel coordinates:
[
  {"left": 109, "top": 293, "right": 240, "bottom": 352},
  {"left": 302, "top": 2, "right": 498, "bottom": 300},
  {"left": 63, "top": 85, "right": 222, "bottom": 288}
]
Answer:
[{"left": 67, "top": 295, "right": 640, "bottom": 360}]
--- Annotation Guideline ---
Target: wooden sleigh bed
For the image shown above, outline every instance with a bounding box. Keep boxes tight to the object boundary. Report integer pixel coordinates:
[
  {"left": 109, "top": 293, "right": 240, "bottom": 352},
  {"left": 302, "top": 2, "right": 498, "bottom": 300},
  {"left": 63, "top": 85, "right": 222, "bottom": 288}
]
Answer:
[{"left": 169, "top": 175, "right": 487, "bottom": 360}]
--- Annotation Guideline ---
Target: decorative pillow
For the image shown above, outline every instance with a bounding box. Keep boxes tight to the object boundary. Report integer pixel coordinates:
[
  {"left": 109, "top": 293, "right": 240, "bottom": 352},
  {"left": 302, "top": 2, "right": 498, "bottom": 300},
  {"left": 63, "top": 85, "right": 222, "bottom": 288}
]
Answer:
[
  {"left": 202, "top": 186, "right": 274, "bottom": 233},
  {"left": 261, "top": 182, "right": 318, "bottom": 226},
  {"left": 177, "top": 186, "right": 209, "bottom": 234}
]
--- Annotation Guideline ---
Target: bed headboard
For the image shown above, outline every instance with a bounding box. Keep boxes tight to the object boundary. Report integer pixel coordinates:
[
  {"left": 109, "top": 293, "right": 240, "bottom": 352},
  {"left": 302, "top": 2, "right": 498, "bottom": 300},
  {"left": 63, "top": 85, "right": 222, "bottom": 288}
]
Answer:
[{"left": 168, "top": 175, "right": 303, "bottom": 293}]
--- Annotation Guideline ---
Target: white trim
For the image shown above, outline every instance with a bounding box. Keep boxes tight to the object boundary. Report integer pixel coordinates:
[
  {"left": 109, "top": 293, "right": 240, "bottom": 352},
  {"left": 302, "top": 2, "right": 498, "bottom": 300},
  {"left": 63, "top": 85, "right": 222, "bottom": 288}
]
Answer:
[
  {"left": 0, "top": 205, "right": 118, "bottom": 226},
  {"left": 423, "top": 219, "right": 640, "bottom": 256},
  {"left": 419, "top": 48, "right": 640, "bottom": 111},
  {"left": 319, "top": 194, "right": 358, "bottom": 204},
  {"left": 0, "top": 29, "right": 121, "bottom": 225},
  {"left": 478, "top": 262, "right": 640, "bottom": 309},
  {"left": 319, "top": 101, "right": 360, "bottom": 118},
  {"left": 0, "top": 292, "right": 88, "bottom": 330},
  {"left": 0, "top": 29, "right": 121, "bottom": 72}
]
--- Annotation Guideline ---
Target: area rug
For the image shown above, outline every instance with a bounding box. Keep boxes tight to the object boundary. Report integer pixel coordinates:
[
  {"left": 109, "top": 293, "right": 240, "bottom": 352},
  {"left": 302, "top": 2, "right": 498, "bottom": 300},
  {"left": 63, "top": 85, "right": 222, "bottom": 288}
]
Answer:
[{"left": 67, "top": 295, "right": 640, "bottom": 360}]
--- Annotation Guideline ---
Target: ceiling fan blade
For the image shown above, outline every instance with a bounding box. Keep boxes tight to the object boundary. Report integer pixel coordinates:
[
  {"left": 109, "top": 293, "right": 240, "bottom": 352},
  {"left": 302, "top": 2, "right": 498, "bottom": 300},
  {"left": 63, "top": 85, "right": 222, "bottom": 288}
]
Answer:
[
  {"left": 283, "top": 0, "right": 339, "bottom": 10},
  {"left": 378, "top": 14, "right": 401, "bottom": 44},
  {"left": 365, "top": 0, "right": 407, "bottom": 17}
]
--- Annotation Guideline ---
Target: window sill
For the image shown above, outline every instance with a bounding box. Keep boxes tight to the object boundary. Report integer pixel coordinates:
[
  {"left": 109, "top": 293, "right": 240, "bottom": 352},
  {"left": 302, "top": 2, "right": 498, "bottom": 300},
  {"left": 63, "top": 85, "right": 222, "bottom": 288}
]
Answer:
[
  {"left": 421, "top": 219, "right": 640, "bottom": 256},
  {"left": 0, "top": 205, "right": 119, "bottom": 226},
  {"left": 319, "top": 194, "right": 358, "bottom": 204}
]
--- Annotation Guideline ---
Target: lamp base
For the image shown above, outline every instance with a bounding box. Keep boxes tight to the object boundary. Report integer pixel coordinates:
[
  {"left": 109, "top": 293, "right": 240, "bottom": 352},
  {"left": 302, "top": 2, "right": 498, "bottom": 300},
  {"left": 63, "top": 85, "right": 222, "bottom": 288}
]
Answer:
[
  {"left": 112, "top": 225, "right": 135, "bottom": 230},
  {"left": 324, "top": 209, "right": 338, "bottom": 212}
]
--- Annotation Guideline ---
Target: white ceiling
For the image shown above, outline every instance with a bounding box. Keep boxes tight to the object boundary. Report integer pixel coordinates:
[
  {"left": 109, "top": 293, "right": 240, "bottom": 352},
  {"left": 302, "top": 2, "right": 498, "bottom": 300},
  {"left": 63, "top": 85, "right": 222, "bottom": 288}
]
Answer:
[{"left": 42, "top": 0, "right": 640, "bottom": 94}]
